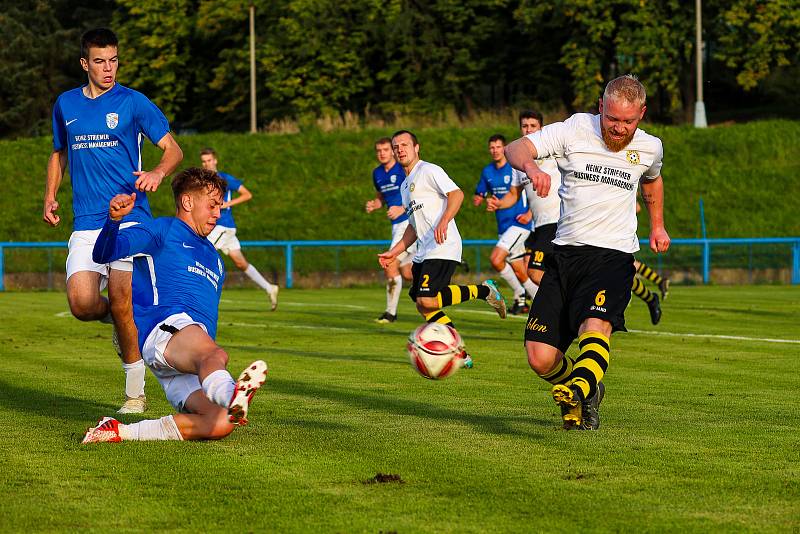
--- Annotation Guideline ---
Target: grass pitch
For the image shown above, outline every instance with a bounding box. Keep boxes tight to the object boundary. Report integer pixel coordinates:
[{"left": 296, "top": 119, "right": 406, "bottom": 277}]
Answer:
[{"left": 0, "top": 285, "right": 798, "bottom": 532}]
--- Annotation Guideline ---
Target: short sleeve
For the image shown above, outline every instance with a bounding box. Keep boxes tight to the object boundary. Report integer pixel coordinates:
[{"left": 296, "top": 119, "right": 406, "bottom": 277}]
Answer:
[
  {"left": 642, "top": 139, "right": 664, "bottom": 181},
  {"left": 475, "top": 168, "right": 490, "bottom": 195},
  {"left": 52, "top": 97, "right": 67, "bottom": 151},
  {"left": 430, "top": 165, "right": 459, "bottom": 196},
  {"left": 132, "top": 92, "right": 170, "bottom": 145},
  {"left": 526, "top": 117, "right": 573, "bottom": 160}
]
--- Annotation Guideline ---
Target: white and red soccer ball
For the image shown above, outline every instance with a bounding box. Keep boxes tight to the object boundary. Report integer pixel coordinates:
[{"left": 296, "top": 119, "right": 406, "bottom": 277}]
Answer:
[{"left": 407, "top": 323, "right": 466, "bottom": 380}]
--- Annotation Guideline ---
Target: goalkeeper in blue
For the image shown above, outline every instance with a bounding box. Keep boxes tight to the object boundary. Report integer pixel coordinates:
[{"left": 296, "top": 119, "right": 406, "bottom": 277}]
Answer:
[{"left": 82, "top": 168, "right": 268, "bottom": 443}]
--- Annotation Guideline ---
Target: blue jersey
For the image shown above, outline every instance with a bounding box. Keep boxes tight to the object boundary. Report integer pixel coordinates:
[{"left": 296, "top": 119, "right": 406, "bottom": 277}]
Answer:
[
  {"left": 93, "top": 217, "right": 225, "bottom": 350},
  {"left": 372, "top": 162, "right": 408, "bottom": 225},
  {"left": 475, "top": 161, "right": 532, "bottom": 234},
  {"left": 215, "top": 171, "right": 243, "bottom": 228},
  {"left": 52, "top": 83, "right": 170, "bottom": 231}
]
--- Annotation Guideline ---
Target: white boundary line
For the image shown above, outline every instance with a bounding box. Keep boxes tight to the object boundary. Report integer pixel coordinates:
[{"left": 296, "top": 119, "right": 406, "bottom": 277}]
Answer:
[{"left": 626, "top": 329, "right": 800, "bottom": 344}]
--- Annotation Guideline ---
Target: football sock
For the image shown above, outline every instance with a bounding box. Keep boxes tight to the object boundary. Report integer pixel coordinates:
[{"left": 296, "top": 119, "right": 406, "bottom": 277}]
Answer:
[
  {"left": 523, "top": 279, "right": 539, "bottom": 301},
  {"left": 424, "top": 310, "right": 454, "bottom": 327},
  {"left": 387, "top": 275, "right": 402, "bottom": 315},
  {"left": 632, "top": 276, "right": 655, "bottom": 303},
  {"left": 636, "top": 261, "right": 664, "bottom": 285},
  {"left": 568, "top": 331, "right": 610, "bottom": 400},
  {"left": 118, "top": 415, "right": 183, "bottom": 441},
  {"left": 538, "top": 355, "right": 574, "bottom": 385},
  {"left": 121, "top": 359, "right": 146, "bottom": 398},
  {"left": 436, "top": 284, "right": 490, "bottom": 307},
  {"left": 100, "top": 311, "right": 114, "bottom": 324},
  {"left": 499, "top": 264, "right": 525, "bottom": 298},
  {"left": 244, "top": 264, "right": 274, "bottom": 292},
  {"left": 202, "top": 369, "right": 236, "bottom": 408}
]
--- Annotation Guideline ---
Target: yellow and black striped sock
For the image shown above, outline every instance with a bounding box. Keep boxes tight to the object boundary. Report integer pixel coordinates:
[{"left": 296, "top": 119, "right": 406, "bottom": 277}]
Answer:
[
  {"left": 424, "top": 310, "right": 454, "bottom": 327},
  {"left": 568, "top": 331, "right": 610, "bottom": 400},
  {"left": 538, "top": 355, "right": 574, "bottom": 385},
  {"left": 437, "top": 284, "right": 490, "bottom": 308},
  {"left": 636, "top": 261, "right": 663, "bottom": 285},
  {"left": 632, "top": 276, "right": 655, "bottom": 303}
]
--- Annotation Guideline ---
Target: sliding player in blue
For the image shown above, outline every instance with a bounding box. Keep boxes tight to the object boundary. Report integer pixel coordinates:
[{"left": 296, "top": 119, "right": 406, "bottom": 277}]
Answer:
[{"left": 82, "top": 168, "right": 268, "bottom": 443}]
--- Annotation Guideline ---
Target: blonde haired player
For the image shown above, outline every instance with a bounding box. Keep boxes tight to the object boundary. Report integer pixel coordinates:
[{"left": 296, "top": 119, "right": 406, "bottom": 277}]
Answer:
[{"left": 505, "top": 74, "right": 670, "bottom": 430}]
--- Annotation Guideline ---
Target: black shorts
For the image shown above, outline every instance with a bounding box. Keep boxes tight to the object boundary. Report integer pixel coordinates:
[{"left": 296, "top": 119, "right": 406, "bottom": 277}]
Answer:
[
  {"left": 526, "top": 223, "right": 557, "bottom": 271},
  {"left": 524, "top": 245, "right": 635, "bottom": 353},
  {"left": 409, "top": 259, "right": 458, "bottom": 301}
]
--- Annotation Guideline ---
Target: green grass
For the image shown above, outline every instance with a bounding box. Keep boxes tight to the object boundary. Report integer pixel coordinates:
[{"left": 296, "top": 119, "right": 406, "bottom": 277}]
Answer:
[{"left": 0, "top": 286, "right": 798, "bottom": 532}]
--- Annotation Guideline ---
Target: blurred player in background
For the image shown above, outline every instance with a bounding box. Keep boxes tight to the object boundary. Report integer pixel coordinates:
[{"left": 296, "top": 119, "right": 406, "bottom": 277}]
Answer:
[
  {"left": 43, "top": 28, "right": 183, "bottom": 414},
  {"left": 631, "top": 201, "right": 670, "bottom": 324},
  {"left": 506, "top": 74, "right": 670, "bottom": 430},
  {"left": 473, "top": 134, "right": 537, "bottom": 314},
  {"left": 200, "top": 148, "right": 278, "bottom": 311},
  {"left": 379, "top": 130, "right": 507, "bottom": 368},
  {"left": 82, "top": 168, "right": 268, "bottom": 443},
  {"left": 365, "top": 137, "right": 414, "bottom": 323},
  {"left": 488, "top": 111, "right": 561, "bottom": 310}
]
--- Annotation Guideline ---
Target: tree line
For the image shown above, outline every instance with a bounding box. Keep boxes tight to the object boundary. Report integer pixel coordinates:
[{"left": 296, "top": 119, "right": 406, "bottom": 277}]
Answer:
[{"left": 1, "top": 0, "right": 797, "bottom": 139}]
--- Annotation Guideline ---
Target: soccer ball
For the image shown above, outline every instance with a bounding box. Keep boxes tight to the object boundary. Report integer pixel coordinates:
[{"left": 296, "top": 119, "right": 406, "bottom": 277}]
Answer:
[{"left": 407, "top": 323, "right": 466, "bottom": 380}]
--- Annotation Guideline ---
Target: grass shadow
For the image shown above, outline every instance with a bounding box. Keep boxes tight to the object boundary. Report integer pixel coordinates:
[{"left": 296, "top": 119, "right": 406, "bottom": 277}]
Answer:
[{"left": 0, "top": 378, "right": 119, "bottom": 424}]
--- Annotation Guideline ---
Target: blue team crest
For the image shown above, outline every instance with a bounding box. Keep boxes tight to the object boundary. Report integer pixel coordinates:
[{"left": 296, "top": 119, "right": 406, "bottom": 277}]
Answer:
[
  {"left": 106, "top": 112, "right": 119, "bottom": 129},
  {"left": 504, "top": 175, "right": 511, "bottom": 184},
  {"left": 390, "top": 175, "right": 397, "bottom": 183}
]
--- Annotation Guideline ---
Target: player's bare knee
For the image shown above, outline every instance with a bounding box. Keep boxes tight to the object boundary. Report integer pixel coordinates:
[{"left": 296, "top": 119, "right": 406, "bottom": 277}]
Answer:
[
  {"left": 415, "top": 297, "right": 438, "bottom": 315},
  {"left": 67, "top": 293, "right": 104, "bottom": 321},
  {"left": 526, "top": 343, "right": 555, "bottom": 375}
]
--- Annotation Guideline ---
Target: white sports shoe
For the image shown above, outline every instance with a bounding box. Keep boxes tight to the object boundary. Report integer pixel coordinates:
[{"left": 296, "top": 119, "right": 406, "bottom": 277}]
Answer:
[
  {"left": 82, "top": 417, "right": 122, "bottom": 444},
  {"left": 117, "top": 395, "right": 147, "bottom": 414},
  {"left": 228, "top": 360, "right": 268, "bottom": 426},
  {"left": 268, "top": 285, "right": 279, "bottom": 311}
]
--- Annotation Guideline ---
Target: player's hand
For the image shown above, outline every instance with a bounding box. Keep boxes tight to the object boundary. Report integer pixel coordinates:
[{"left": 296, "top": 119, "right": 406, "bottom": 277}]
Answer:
[
  {"left": 472, "top": 194, "right": 484, "bottom": 207},
  {"left": 525, "top": 164, "right": 551, "bottom": 198},
  {"left": 649, "top": 227, "right": 671, "bottom": 253},
  {"left": 434, "top": 220, "right": 448, "bottom": 244},
  {"left": 516, "top": 210, "right": 532, "bottom": 225},
  {"left": 365, "top": 199, "right": 381, "bottom": 213},
  {"left": 133, "top": 169, "right": 165, "bottom": 192},
  {"left": 43, "top": 199, "right": 60, "bottom": 227},
  {"left": 109, "top": 193, "right": 137, "bottom": 221},
  {"left": 377, "top": 251, "right": 396, "bottom": 269},
  {"left": 486, "top": 195, "right": 501, "bottom": 212},
  {"left": 387, "top": 205, "right": 405, "bottom": 220}
]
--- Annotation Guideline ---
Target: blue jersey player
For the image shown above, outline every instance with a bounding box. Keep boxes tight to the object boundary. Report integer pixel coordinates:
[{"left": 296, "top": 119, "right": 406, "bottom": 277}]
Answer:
[
  {"left": 82, "top": 167, "right": 268, "bottom": 444},
  {"left": 200, "top": 148, "right": 279, "bottom": 311},
  {"left": 365, "top": 137, "right": 413, "bottom": 323},
  {"left": 473, "top": 134, "right": 538, "bottom": 314},
  {"left": 43, "top": 28, "right": 183, "bottom": 414}
]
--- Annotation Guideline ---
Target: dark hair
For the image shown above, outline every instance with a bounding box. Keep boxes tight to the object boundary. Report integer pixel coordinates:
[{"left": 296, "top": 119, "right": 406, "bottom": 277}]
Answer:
[
  {"left": 81, "top": 28, "right": 118, "bottom": 59},
  {"left": 375, "top": 137, "right": 392, "bottom": 147},
  {"left": 391, "top": 130, "right": 418, "bottom": 146},
  {"left": 199, "top": 147, "right": 217, "bottom": 157},
  {"left": 519, "top": 110, "right": 544, "bottom": 127},
  {"left": 171, "top": 167, "right": 227, "bottom": 206},
  {"left": 488, "top": 134, "right": 506, "bottom": 145}
]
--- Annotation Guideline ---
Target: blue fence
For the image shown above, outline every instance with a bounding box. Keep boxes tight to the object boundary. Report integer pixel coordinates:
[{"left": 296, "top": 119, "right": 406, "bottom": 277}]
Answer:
[{"left": 1, "top": 237, "right": 799, "bottom": 290}]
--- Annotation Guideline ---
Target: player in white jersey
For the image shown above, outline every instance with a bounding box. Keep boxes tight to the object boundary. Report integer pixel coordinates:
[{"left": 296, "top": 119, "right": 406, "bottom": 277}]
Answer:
[
  {"left": 505, "top": 75, "right": 670, "bottom": 430},
  {"left": 378, "top": 130, "right": 507, "bottom": 368},
  {"left": 200, "top": 148, "right": 279, "bottom": 311},
  {"left": 488, "top": 110, "right": 561, "bottom": 304}
]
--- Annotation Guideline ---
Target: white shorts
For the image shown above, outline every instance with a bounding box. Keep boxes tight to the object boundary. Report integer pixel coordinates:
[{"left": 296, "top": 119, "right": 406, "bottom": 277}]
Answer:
[
  {"left": 66, "top": 223, "right": 138, "bottom": 287},
  {"left": 207, "top": 225, "right": 240, "bottom": 255},
  {"left": 390, "top": 221, "right": 416, "bottom": 266},
  {"left": 141, "top": 312, "right": 206, "bottom": 413},
  {"left": 496, "top": 226, "right": 531, "bottom": 261}
]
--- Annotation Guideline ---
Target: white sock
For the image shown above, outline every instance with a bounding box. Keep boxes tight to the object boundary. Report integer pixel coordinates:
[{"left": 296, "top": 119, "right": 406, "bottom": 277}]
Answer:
[
  {"left": 118, "top": 415, "right": 183, "bottom": 441},
  {"left": 121, "top": 359, "right": 146, "bottom": 398},
  {"left": 386, "top": 275, "right": 402, "bottom": 315},
  {"left": 523, "top": 279, "right": 539, "bottom": 300},
  {"left": 499, "top": 264, "right": 525, "bottom": 297},
  {"left": 244, "top": 264, "right": 273, "bottom": 292},
  {"left": 201, "top": 369, "right": 236, "bottom": 408}
]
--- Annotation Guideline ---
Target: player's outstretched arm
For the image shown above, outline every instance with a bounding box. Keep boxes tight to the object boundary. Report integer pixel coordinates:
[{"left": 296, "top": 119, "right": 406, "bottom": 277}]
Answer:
[
  {"left": 43, "top": 149, "right": 67, "bottom": 227},
  {"left": 93, "top": 193, "right": 136, "bottom": 264},
  {"left": 641, "top": 176, "right": 670, "bottom": 253},
  {"left": 505, "top": 139, "right": 550, "bottom": 198},
  {"left": 486, "top": 186, "right": 520, "bottom": 211},
  {"left": 134, "top": 132, "right": 183, "bottom": 192},
  {"left": 365, "top": 193, "right": 383, "bottom": 213},
  {"left": 434, "top": 189, "right": 464, "bottom": 244},
  {"left": 378, "top": 223, "right": 417, "bottom": 268}
]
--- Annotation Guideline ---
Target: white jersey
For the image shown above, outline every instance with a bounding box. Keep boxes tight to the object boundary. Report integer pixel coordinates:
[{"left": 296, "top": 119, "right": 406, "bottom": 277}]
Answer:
[
  {"left": 526, "top": 113, "right": 663, "bottom": 253},
  {"left": 400, "top": 160, "right": 462, "bottom": 263},
  {"left": 511, "top": 155, "right": 561, "bottom": 228}
]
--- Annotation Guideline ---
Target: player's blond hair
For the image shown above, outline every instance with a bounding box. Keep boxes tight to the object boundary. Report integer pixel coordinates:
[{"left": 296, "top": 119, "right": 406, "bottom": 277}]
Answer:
[{"left": 603, "top": 75, "right": 646, "bottom": 108}]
